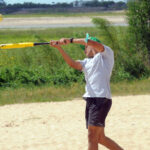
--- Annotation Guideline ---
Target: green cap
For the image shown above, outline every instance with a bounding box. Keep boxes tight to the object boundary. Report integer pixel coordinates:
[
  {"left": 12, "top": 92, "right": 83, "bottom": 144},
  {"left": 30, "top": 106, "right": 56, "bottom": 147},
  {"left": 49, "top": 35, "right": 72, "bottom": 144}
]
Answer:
[{"left": 80, "top": 33, "right": 101, "bottom": 50}]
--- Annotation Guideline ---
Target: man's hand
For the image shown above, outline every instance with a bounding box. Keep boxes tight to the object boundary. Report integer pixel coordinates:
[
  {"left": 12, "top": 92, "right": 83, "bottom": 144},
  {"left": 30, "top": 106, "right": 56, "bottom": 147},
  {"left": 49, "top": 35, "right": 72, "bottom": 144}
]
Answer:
[
  {"left": 50, "top": 40, "right": 61, "bottom": 49},
  {"left": 59, "top": 38, "right": 71, "bottom": 45},
  {"left": 50, "top": 38, "right": 71, "bottom": 48}
]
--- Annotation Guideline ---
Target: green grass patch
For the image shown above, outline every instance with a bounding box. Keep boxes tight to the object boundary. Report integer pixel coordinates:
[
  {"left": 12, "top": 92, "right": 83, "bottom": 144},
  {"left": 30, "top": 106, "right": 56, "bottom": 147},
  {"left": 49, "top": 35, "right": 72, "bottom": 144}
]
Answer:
[
  {"left": 111, "top": 78, "right": 150, "bottom": 96},
  {"left": 0, "top": 26, "right": 149, "bottom": 104},
  {"left": 3, "top": 10, "right": 125, "bottom": 18},
  {"left": 0, "top": 26, "right": 149, "bottom": 88},
  {"left": 0, "top": 79, "right": 149, "bottom": 106},
  {"left": 0, "top": 83, "right": 84, "bottom": 106}
]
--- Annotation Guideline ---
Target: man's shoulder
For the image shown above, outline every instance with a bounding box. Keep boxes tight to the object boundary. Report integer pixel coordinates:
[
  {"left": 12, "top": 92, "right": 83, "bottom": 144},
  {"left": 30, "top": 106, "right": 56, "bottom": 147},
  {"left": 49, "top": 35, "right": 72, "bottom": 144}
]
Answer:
[
  {"left": 102, "top": 45, "right": 114, "bottom": 57},
  {"left": 104, "top": 45, "right": 113, "bottom": 52}
]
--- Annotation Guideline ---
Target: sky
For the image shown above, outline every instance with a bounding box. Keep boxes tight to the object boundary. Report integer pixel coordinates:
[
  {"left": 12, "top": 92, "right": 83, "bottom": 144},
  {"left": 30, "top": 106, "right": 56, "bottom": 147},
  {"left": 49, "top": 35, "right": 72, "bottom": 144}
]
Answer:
[{"left": 4, "top": 0, "right": 126, "bottom": 5}]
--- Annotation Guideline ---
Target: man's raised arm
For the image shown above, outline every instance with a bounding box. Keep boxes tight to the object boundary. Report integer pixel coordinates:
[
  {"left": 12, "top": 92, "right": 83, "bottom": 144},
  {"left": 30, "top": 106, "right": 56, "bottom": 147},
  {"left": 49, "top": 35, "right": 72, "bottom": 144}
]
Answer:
[
  {"left": 50, "top": 40, "right": 82, "bottom": 71},
  {"left": 59, "top": 37, "right": 104, "bottom": 53},
  {"left": 72, "top": 38, "right": 104, "bottom": 53}
]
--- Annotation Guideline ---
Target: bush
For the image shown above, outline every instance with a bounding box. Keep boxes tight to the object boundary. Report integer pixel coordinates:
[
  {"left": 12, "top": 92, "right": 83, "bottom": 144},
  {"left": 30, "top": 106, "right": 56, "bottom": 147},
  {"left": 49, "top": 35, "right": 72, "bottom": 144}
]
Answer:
[
  {"left": 92, "top": 17, "right": 150, "bottom": 81},
  {"left": 0, "top": 25, "right": 149, "bottom": 89},
  {"left": 0, "top": 66, "right": 48, "bottom": 87},
  {"left": 127, "top": 0, "right": 150, "bottom": 63},
  {"left": 0, "top": 65, "right": 84, "bottom": 88}
]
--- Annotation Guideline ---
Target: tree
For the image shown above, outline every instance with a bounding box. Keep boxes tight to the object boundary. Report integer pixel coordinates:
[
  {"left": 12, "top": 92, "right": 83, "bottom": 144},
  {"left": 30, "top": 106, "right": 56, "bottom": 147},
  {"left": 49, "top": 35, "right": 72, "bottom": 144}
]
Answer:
[
  {"left": 0, "top": 0, "right": 5, "bottom": 4},
  {"left": 127, "top": 0, "right": 150, "bottom": 63},
  {"left": 92, "top": 0, "right": 98, "bottom": 2}
]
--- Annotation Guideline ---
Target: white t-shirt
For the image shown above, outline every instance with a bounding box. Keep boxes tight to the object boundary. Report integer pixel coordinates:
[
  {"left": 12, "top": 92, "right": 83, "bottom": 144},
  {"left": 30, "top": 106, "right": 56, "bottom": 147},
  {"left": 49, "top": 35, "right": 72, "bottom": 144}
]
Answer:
[{"left": 78, "top": 45, "right": 114, "bottom": 99}]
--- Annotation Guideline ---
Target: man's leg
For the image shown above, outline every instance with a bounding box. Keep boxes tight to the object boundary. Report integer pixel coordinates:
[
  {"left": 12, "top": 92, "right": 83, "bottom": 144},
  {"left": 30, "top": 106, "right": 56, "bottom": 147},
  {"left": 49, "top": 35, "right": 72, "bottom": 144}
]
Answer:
[
  {"left": 98, "top": 127, "right": 124, "bottom": 150},
  {"left": 88, "top": 125, "right": 102, "bottom": 150}
]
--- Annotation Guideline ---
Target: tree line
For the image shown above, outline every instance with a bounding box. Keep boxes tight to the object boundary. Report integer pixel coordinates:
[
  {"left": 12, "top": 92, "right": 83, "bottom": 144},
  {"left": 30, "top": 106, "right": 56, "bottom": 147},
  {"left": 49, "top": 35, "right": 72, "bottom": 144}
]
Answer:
[{"left": 0, "top": 1, "right": 127, "bottom": 14}]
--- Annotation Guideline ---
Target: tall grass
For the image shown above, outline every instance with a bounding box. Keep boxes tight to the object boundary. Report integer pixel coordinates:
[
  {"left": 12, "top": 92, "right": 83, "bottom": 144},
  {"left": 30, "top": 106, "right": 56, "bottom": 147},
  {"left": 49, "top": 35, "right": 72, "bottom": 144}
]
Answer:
[
  {"left": 0, "top": 27, "right": 94, "bottom": 87},
  {"left": 0, "top": 79, "right": 149, "bottom": 106},
  {"left": 0, "top": 25, "right": 150, "bottom": 105},
  {"left": 0, "top": 26, "right": 149, "bottom": 88},
  {"left": 0, "top": 83, "right": 85, "bottom": 105},
  {"left": 92, "top": 18, "right": 150, "bottom": 81}
]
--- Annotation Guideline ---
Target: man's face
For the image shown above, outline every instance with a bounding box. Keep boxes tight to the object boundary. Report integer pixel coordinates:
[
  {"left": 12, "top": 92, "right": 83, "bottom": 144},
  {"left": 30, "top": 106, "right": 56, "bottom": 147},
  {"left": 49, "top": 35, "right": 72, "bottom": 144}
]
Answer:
[{"left": 84, "top": 45, "right": 95, "bottom": 58}]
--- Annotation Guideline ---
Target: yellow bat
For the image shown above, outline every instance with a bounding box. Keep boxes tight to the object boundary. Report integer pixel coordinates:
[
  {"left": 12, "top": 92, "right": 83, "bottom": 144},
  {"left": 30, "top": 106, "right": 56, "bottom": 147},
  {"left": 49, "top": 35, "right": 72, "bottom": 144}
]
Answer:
[
  {"left": 0, "top": 14, "right": 2, "bottom": 22},
  {"left": 0, "top": 42, "right": 50, "bottom": 50}
]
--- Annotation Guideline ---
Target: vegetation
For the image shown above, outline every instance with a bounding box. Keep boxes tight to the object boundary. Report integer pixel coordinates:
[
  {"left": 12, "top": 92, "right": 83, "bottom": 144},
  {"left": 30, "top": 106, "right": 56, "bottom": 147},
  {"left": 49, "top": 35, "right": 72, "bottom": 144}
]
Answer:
[
  {"left": 0, "top": 1, "right": 150, "bottom": 105},
  {"left": 0, "top": 1, "right": 127, "bottom": 14},
  {"left": 85, "top": 1, "right": 126, "bottom": 9},
  {"left": 0, "top": 26, "right": 149, "bottom": 89},
  {"left": 0, "top": 27, "right": 90, "bottom": 88},
  {"left": 0, "top": 79, "right": 150, "bottom": 106},
  {"left": 127, "top": 0, "right": 150, "bottom": 63},
  {"left": 4, "top": 11, "right": 125, "bottom": 18},
  {"left": 92, "top": 18, "right": 150, "bottom": 82}
]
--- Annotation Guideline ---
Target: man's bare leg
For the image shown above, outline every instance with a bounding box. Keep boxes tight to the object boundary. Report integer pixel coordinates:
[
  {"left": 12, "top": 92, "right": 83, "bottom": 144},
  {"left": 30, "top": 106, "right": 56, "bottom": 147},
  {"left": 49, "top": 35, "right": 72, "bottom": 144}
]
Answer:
[
  {"left": 88, "top": 126, "right": 101, "bottom": 150},
  {"left": 98, "top": 127, "right": 124, "bottom": 150}
]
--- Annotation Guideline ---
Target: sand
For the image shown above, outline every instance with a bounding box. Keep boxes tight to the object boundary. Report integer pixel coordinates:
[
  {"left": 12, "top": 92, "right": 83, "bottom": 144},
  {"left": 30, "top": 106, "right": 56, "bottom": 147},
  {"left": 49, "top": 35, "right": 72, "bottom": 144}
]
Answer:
[
  {"left": 0, "top": 95, "right": 150, "bottom": 150},
  {"left": 0, "top": 16, "right": 127, "bottom": 29}
]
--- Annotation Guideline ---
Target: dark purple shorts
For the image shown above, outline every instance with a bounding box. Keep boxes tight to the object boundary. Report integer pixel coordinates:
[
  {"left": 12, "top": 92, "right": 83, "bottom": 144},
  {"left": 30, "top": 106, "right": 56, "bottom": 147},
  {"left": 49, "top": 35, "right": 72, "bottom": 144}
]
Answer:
[{"left": 84, "top": 97, "right": 112, "bottom": 129}]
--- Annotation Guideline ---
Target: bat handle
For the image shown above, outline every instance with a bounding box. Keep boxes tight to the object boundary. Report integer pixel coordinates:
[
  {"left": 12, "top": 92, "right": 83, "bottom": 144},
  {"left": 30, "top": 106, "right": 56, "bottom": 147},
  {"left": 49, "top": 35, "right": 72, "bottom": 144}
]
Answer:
[{"left": 34, "top": 42, "right": 50, "bottom": 46}]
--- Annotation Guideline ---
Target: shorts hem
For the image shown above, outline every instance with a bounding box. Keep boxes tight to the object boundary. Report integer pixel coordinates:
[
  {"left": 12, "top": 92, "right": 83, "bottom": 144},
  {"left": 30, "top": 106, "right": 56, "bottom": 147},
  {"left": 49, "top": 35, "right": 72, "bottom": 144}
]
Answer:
[{"left": 86, "top": 123, "right": 105, "bottom": 129}]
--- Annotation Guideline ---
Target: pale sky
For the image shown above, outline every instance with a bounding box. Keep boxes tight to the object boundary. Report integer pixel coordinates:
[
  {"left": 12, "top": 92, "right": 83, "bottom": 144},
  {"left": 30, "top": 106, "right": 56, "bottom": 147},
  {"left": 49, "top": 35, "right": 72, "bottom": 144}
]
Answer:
[{"left": 4, "top": 0, "right": 126, "bottom": 4}]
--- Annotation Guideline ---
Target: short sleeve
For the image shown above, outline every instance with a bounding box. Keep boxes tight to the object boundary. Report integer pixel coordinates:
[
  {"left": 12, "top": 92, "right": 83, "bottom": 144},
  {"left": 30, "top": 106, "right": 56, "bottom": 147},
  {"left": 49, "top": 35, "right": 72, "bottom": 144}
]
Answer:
[
  {"left": 101, "top": 45, "right": 114, "bottom": 68},
  {"left": 77, "top": 59, "right": 87, "bottom": 71},
  {"left": 101, "top": 45, "right": 113, "bottom": 57}
]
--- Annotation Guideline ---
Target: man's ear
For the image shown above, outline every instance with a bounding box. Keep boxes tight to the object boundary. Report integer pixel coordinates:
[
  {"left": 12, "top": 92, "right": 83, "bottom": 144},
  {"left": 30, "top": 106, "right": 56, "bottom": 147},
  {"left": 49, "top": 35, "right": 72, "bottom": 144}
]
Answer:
[{"left": 92, "top": 48, "right": 97, "bottom": 55}]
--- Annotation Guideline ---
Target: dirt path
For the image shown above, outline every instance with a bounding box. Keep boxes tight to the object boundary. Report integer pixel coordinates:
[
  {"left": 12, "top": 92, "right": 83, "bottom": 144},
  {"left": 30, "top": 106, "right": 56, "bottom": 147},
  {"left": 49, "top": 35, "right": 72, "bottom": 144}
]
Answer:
[
  {"left": 0, "top": 16, "right": 127, "bottom": 29},
  {"left": 0, "top": 95, "right": 150, "bottom": 150}
]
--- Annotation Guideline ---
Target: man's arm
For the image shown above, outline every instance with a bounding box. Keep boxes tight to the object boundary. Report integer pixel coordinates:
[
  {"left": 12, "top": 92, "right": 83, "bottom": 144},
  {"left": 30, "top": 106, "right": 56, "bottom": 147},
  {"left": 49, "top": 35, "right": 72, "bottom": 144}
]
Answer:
[
  {"left": 59, "top": 38, "right": 104, "bottom": 53},
  {"left": 86, "top": 39, "right": 104, "bottom": 53},
  {"left": 50, "top": 41, "right": 82, "bottom": 71}
]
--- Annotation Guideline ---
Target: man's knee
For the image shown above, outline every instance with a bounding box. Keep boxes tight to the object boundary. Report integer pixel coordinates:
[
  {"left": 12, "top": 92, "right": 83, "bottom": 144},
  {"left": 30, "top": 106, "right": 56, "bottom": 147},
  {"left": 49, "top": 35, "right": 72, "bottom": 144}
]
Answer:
[
  {"left": 88, "top": 126, "right": 101, "bottom": 143},
  {"left": 98, "top": 129, "right": 106, "bottom": 144},
  {"left": 99, "top": 134, "right": 106, "bottom": 144}
]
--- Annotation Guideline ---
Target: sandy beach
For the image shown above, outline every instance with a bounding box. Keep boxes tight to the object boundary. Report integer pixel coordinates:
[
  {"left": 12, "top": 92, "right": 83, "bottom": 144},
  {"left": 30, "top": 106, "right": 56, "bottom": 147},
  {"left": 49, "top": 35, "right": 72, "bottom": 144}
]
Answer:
[{"left": 0, "top": 95, "right": 150, "bottom": 150}]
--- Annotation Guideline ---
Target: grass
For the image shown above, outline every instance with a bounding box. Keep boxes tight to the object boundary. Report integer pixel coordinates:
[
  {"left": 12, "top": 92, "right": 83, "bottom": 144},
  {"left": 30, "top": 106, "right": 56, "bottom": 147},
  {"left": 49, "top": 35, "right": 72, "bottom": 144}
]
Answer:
[
  {"left": 0, "top": 27, "right": 101, "bottom": 44},
  {"left": 111, "top": 78, "right": 150, "bottom": 96},
  {"left": 3, "top": 10, "right": 126, "bottom": 18},
  {"left": 0, "top": 26, "right": 149, "bottom": 106},
  {"left": 0, "top": 79, "right": 149, "bottom": 106},
  {"left": 0, "top": 83, "right": 84, "bottom": 106},
  {"left": 0, "top": 27, "right": 99, "bottom": 67}
]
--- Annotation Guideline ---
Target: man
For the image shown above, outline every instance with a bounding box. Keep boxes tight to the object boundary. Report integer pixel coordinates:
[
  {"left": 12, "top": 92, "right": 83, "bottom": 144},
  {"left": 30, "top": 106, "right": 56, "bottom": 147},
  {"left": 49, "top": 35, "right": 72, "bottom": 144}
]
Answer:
[{"left": 50, "top": 34, "right": 123, "bottom": 150}]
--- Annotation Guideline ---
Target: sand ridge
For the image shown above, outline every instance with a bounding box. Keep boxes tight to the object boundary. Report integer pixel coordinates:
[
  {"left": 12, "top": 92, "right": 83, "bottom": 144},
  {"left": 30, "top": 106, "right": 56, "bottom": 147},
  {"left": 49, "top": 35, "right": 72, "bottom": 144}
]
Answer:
[{"left": 0, "top": 95, "right": 150, "bottom": 150}]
